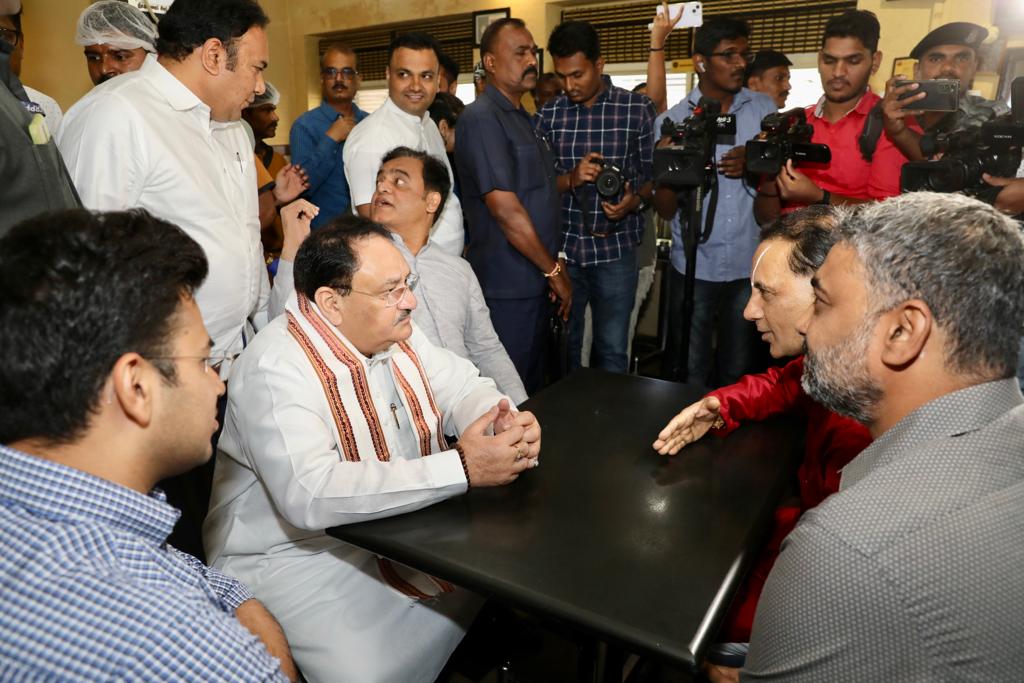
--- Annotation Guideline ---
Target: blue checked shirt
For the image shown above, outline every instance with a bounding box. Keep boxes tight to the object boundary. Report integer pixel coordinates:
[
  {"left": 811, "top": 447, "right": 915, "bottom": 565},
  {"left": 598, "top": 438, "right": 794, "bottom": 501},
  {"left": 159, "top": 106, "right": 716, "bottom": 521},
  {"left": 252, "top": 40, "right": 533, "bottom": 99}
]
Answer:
[
  {"left": 536, "top": 76, "right": 656, "bottom": 267},
  {"left": 0, "top": 445, "right": 287, "bottom": 681}
]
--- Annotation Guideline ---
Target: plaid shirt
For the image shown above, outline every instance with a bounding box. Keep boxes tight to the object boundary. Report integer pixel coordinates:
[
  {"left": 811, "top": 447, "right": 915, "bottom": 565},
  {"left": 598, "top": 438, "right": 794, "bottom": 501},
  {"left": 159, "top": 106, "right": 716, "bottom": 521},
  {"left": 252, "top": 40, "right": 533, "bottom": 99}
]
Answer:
[
  {"left": 536, "top": 76, "right": 656, "bottom": 266},
  {"left": 0, "top": 444, "right": 287, "bottom": 681}
]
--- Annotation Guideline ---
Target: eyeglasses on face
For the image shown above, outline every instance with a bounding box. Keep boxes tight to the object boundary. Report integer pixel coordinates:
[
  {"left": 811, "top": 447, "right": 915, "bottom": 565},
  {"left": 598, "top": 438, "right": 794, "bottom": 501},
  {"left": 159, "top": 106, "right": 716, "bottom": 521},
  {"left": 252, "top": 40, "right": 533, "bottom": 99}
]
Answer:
[
  {"left": 146, "top": 355, "right": 233, "bottom": 375},
  {"left": 0, "top": 27, "right": 20, "bottom": 48},
  {"left": 321, "top": 66, "right": 359, "bottom": 80},
  {"left": 349, "top": 272, "right": 420, "bottom": 307},
  {"left": 709, "top": 50, "right": 755, "bottom": 65}
]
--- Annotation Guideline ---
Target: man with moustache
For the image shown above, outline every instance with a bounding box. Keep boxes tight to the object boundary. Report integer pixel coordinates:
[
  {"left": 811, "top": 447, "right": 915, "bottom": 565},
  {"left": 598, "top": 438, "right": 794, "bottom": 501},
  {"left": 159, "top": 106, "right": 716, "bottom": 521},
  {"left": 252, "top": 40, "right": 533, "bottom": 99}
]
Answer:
[
  {"left": 344, "top": 32, "right": 464, "bottom": 256},
  {"left": 74, "top": 0, "right": 156, "bottom": 87},
  {"left": 881, "top": 23, "right": 1006, "bottom": 163},
  {"left": 655, "top": 207, "right": 871, "bottom": 676},
  {"left": 290, "top": 43, "right": 368, "bottom": 229},
  {"left": 537, "top": 20, "right": 655, "bottom": 374},
  {"left": 754, "top": 10, "right": 908, "bottom": 220},
  {"left": 370, "top": 146, "right": 527, "bottom": 403},
  {"left": 743, "top": 192, "right": 1024, "bottom": 681},
  {"left": 744, "top": 50, "right": 792, "bottom": 110},
  {"left": 204, "top": 217, "right": 541, "bottom": 682},
  {"left": 652, "top": 16, "right": 777, "bottom": 386},
  {"left": 455, "top": 18, "right": 569, "bottom": 393},
  {"left": 57, "top": 0, "right": 290, "bottom": 559}
]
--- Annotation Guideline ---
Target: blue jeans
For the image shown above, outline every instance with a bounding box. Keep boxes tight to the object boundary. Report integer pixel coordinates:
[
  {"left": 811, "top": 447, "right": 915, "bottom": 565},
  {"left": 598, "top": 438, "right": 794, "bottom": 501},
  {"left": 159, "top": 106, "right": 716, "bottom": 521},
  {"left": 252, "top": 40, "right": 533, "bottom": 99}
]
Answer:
[
  {"left": 665, "top": 271, "right": 758, "bottom": 386},
  {"left": 567, "top": 251, "right": 639, "bottom": 373}
]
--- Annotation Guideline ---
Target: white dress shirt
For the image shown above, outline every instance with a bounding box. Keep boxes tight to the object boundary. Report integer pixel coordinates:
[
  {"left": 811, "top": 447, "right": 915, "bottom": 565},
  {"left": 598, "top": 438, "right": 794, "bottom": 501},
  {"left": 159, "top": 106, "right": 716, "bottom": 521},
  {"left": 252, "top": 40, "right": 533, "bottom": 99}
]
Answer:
[
  {"left": 343, "top": 96, "right": 464, "bottom": 256},
  {"left": 57, "top": 55, "right": 288, "bottom": 358}
]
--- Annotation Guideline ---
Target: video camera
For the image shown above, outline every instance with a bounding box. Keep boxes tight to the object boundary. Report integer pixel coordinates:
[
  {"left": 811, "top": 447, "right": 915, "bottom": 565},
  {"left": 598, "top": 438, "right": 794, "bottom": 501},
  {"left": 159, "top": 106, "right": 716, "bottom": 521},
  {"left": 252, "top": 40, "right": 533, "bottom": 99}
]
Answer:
[
  {"left": 653, "top": 97, "right": 736, "bottom": 189},
  {"left": 745, "top": 108, "right": 831, "bottom": 175},
  {"left": 901, "top": 77, "right": 1024, "bottom": 203}
]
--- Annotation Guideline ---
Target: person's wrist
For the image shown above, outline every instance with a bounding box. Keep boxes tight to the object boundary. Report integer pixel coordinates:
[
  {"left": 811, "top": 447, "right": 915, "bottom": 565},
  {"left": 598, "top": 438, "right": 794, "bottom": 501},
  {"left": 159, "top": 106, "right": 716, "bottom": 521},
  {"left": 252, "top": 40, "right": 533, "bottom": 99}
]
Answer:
[{"left": 454, "top": 442, "right": 472, "bottom": 487}]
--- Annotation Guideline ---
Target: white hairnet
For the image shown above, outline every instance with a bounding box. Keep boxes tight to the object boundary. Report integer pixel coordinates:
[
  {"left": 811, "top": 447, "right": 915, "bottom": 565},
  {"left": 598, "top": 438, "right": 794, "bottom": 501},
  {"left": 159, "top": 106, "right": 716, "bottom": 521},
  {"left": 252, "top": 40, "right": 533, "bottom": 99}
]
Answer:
[
  {"left": 0, "top": 1, "right": 21, "bottom": 17},
  {"left": 251, "top": 81, "right": 279, "bottom": 108},
  {"left": 75, "top": 1, "right": 157, "bottom": 53}
]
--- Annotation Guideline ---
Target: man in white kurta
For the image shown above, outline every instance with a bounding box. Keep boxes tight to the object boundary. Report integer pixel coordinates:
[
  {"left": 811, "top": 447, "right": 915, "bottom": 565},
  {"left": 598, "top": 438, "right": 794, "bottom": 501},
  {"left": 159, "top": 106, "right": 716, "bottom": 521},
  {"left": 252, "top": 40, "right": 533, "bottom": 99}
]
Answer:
[
  {"left": 204, "top": 219, "right": 540, "bottom": 682},
  {"left": 344, "top": 33, "right": 464, "bottom": 256}
]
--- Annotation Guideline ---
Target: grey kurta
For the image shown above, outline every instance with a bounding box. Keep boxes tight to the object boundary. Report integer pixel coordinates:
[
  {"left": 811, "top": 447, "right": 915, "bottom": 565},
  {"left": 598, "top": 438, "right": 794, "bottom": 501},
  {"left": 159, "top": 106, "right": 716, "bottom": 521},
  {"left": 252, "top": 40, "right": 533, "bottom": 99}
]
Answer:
[{"left": 744, "top": 379, "right": 1024, "bottom": 682}]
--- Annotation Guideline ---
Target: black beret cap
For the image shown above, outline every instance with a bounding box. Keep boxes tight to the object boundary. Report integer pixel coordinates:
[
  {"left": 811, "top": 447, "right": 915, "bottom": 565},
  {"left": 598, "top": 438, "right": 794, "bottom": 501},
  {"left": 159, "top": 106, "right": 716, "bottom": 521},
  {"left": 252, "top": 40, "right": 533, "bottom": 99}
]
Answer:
[{"left": 910, "top": 22, "right": 988, "bottom": 60}]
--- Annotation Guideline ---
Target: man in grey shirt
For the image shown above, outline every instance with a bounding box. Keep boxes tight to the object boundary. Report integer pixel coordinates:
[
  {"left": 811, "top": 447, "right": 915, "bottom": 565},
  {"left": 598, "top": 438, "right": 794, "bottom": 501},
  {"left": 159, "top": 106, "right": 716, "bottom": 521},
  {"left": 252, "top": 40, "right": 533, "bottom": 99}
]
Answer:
[
  {"left": 369, "top": 146, "right": 528, "bottom": 405},
  {"left": 743, "top": 192, "right": 1024, "bottom": 681}
]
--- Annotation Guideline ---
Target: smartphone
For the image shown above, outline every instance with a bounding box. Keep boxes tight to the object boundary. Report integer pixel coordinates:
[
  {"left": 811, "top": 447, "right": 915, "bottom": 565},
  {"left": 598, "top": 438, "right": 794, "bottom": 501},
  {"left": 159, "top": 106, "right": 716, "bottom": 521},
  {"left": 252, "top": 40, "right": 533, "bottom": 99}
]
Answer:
[
  {"left": 649, "top": 2, "right": 703, "bottom": 30},
  {"left": 895, "top": 79, "right": 960, "bottom": 112}
]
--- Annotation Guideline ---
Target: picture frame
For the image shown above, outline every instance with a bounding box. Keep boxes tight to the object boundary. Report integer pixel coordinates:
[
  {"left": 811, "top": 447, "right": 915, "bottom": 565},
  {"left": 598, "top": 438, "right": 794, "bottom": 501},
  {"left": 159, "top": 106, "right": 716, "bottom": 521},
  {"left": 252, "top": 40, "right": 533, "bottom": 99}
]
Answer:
[
  {"left": 473, "top": 8, "right": 510, "bottom": 47},
  {"left": 891, "top": 56, "right": 916, "bottom": 80}
]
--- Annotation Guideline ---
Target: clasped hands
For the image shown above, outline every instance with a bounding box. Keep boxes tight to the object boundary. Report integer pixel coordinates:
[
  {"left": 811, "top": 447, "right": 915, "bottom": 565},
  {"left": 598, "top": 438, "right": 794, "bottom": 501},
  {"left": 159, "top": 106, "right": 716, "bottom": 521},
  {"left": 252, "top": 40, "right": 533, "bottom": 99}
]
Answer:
[{"left": 459, "top": 399, "right": 541, "bottom": 486}]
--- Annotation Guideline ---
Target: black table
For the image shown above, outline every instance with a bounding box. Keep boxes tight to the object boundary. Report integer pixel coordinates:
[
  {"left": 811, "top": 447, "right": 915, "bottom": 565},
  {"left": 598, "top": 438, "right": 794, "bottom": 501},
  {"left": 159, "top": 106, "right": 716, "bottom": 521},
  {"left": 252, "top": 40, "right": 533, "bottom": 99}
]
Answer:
[{"left": 327, "top": 369, "right": 800, "bottom": 671}]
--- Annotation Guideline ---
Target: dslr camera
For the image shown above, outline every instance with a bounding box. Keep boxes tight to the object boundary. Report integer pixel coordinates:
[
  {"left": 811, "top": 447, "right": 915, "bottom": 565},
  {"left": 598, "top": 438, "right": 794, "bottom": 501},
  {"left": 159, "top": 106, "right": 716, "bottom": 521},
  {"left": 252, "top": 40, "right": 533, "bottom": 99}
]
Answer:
[
  {"left": 654, "top": 97, "right": 736, "bottom": 189},
  {"left": 745, "top": 108, "right": 831, "bottom": 175},
  {"left": 900, "top": 77, "right": 1024, "bottom": 204},
  {"left": 595, "top": 160, "right": 625, "bottom": 198}
]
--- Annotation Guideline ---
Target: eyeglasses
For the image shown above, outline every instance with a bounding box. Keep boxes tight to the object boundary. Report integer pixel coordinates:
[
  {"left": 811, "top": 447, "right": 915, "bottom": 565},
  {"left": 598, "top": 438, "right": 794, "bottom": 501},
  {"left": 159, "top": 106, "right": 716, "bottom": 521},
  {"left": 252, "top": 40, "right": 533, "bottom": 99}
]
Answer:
[
  {"left": 0, "top": 27, "right": 20, "bottom": 48},
  {"left": 708, "top": 50, "right": 755, "bottom": 65},
  {"left": 146, "top": 355, "right": 233, "bottom": 375},
  {"left": 349, "top": 273, "right": 419, "bottom": 307},
  {"left": 321, "top": 66, "right": 359, "bottom": 80}
]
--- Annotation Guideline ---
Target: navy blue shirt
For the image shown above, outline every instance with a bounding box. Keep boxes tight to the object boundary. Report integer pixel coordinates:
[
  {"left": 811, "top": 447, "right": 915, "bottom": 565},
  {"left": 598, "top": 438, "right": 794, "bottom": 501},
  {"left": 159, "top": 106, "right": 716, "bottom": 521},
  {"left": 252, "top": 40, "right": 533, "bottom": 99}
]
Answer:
[
  {"left": 536, "top": 76, "right": 656, "bottom": 267},
  {"left": 455, "top": 84, "right": 560, "bottom": 299},
  {"left": 289, "top": 101, "right": 368, "bottom": 228}
]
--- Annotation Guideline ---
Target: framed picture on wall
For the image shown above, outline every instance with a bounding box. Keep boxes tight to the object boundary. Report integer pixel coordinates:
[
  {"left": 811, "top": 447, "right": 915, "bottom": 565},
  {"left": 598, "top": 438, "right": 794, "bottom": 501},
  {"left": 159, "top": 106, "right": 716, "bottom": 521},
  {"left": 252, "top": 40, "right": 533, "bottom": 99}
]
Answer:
[
  {"left": 473, "top": 8, "right": 510, "bottom": 47},
  {"left": 891, "top": 57, "right": 916, "bottom": 80}
]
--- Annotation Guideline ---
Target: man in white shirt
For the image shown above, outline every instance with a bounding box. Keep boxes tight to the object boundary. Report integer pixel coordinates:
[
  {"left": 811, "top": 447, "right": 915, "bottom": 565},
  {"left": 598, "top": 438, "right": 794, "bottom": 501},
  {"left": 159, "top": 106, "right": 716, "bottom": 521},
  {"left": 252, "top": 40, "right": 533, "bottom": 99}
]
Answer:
[
  {"left": 204, "top": 217, "right": 541, "bottom": 682},
  {"left": 344, "top": 31, "right": 464, "bottom": 256},
  {"left": 371, "top": 146, "right": 528, "bottom": 403},
  {"left": 58, "top": 0, "right": 285, "bottom": 361},
  {"left": 56, "top": 0, "right": 288, "bottom": 560}
]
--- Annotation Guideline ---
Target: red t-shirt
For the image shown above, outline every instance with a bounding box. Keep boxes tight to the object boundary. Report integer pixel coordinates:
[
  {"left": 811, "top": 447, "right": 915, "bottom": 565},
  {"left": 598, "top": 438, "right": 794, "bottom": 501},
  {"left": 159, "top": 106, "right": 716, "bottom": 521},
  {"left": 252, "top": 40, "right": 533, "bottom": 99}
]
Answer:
[
  {"left": 707, "top": 356, "right": 873, "bottom": 643},
  {"left": 792, "top": 92, "right": 908, "bottom": 205}
]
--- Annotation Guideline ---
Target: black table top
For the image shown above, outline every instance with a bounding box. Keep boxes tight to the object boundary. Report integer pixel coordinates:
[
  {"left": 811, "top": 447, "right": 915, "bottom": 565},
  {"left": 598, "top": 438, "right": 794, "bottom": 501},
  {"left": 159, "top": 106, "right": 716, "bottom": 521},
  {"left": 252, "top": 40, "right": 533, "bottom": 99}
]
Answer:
[{"left": 327, "top": 369, "right": 800, "bottom": 668}]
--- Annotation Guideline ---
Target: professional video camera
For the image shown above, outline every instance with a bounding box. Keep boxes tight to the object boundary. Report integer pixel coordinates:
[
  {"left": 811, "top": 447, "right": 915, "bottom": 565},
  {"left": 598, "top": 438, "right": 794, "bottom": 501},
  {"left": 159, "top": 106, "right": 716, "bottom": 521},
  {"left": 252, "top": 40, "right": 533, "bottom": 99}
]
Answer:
[
  {"left": 901, "top": 76, "right": 1024, "bottom": 204},
  {"left": 653, "top": 97, "right": 736, "bottom": 189},
  {"left": 745, "top": 108, "right": 831, "bottom": 175}
]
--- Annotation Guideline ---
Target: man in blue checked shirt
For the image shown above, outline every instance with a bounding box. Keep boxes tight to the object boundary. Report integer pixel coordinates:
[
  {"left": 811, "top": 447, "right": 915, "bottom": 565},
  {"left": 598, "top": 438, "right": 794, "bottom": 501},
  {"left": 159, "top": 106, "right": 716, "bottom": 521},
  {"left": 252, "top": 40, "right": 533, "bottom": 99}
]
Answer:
[
  {"left": 536, "top": 20, "right": 655, "bottom": 373},
  {"left": 653, "top": 16, "right": 777, "bottom": 386},
  {"left": 0, "top": 209, "right": 296, "bottom": 682}
]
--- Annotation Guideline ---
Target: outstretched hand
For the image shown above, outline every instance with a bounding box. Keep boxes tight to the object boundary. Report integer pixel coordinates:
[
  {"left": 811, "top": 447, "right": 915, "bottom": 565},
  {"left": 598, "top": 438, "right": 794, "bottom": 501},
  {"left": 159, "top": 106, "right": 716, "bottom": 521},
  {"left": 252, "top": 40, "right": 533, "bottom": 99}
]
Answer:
[{"left": 652, "top": 395, "right": 723, "bottom": 455}]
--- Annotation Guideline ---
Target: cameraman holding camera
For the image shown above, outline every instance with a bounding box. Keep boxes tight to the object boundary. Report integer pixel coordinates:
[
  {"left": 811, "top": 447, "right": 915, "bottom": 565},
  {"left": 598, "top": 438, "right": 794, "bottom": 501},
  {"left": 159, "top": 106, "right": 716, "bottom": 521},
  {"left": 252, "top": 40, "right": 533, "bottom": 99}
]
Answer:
[
  {"left": 536, "top": 21, "right": 656, "bottom": 373},
  {"left": 652, "top": 16, "right": 776, "bottom": 385},
  {"left": 881, "top": 23, "right": 1007, "bottom": 162},
  {"left": 754, "top": 10, "right": 908, "bottom": 222}
]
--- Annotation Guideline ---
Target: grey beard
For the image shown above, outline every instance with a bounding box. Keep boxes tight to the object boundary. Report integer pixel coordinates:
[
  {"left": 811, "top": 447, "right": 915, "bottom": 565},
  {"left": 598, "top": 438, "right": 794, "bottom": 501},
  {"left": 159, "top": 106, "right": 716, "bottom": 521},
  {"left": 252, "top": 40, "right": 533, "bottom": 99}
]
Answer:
[{"left": 801, "top": 327, "right": 882, "bottom": 425}]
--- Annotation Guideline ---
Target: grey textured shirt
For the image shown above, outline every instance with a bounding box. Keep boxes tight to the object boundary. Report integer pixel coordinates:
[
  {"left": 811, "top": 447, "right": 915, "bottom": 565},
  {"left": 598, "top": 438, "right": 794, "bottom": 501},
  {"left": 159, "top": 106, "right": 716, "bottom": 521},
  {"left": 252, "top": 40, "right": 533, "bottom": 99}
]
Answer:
[
  {"left": 392, "top": 234, "right": 528, "bottom": 405},
  {"left": 743, "top": 379, "right": 1024, "bottom": 682}
]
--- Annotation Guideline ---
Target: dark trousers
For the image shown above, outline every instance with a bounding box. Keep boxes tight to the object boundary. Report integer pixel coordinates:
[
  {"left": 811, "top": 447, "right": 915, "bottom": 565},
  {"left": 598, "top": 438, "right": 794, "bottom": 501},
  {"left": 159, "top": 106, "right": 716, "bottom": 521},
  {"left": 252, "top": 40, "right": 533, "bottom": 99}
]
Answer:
[
  {"left": 487, "top": 295, "right": 550, "bottom": 395},
  {"left": 665, "top": 270, "right": 758, "bottom": 386},
  {"left": 566, "top": 251, "right": 639, "bottom": 374}
]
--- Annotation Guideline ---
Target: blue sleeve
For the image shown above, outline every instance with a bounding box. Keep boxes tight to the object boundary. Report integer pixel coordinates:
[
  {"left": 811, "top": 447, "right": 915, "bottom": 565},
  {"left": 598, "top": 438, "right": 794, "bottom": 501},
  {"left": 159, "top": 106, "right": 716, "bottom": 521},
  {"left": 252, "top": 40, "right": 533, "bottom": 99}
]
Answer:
[
  {"left": 168, "top": 546, "right": 254, "bottom": 611},
  {"left": 454, "top": 112, "right": 516, "bottom": 195},
  {"left": 289, "top": 113, "right": 339, "bottom": 195}
]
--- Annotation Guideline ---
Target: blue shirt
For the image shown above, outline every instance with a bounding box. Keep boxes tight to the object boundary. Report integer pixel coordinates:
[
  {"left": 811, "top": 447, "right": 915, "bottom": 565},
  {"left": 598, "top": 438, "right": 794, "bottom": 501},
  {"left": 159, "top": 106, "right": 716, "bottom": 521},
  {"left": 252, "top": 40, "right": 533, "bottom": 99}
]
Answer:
[
  {"left": 455, "top": 84, "right": 561, "bottom": 299},
  {"left": 536, "top": 76, "right": 656, "bottom": 267},
  {"left": 0, "top": 445, "right": 287, "bottom": 681},
  {"left": 655, "top": 86, "right": 776, "bottom": 282},
  {"left": 289, "top": 101, "right": 368, "bottom": 228}
]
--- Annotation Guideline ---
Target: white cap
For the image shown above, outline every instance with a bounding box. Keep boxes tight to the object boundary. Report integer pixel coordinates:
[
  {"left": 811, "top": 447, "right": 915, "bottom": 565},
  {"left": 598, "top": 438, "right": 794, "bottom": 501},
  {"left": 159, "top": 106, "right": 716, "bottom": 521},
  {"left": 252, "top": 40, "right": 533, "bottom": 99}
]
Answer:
[{"left": 75, "top": 0, "right": 157, "bottom": 53}]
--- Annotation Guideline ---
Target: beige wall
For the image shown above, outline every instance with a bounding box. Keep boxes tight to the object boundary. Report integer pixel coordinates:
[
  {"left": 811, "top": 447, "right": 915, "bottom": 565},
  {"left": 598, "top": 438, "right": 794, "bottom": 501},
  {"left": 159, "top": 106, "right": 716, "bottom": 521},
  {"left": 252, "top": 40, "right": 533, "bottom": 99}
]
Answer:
[{"left": 14, "top": 0, "right": 1004, "bottom": 143}]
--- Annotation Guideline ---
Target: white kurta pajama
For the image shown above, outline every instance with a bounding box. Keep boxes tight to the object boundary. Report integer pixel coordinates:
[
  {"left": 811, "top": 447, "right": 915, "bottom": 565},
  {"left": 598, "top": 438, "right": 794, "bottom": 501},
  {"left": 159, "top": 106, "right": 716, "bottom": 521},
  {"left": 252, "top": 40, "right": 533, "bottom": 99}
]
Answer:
[{"left": 205, "top": 292, "right": 511, "bottom": 682}]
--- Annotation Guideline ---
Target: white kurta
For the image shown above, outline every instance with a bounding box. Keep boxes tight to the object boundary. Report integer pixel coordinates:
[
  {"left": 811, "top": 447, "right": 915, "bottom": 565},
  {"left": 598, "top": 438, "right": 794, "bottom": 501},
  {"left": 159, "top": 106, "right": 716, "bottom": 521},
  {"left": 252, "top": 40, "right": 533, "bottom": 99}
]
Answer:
[
  {"left": 343, "top": 96, "right": 465, "bottom": 256},
  {"left": 205, "top": 312, "right": 509, "bottom": 682},
  {"left": 57, "top": 55, "right": 289, "bottom": 359}
]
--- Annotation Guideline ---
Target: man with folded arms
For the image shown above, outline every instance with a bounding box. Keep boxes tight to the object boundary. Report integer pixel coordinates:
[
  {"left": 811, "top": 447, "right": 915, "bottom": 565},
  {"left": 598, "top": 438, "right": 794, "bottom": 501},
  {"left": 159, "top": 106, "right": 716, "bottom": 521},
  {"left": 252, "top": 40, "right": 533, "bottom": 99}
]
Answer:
[
  {"left": 0, "top": 209, "right": 295, "bottom": 681},
  {"left": 744, "top": 192, "right": 1024, "bottom": 680},
  {"left": 205, "top": 217, "right": 541, "bottom": 682},
  {"left": 370, "top": 146, "right": 528, "bottom": 403}
]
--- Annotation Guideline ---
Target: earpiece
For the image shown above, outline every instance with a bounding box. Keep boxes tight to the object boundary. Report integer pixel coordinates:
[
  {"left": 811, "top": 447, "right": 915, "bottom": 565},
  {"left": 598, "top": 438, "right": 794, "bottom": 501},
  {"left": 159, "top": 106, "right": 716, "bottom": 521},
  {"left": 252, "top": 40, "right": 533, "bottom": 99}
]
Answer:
[{"left": 697, "top": 62, "right": 706, "bottom": 73}]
